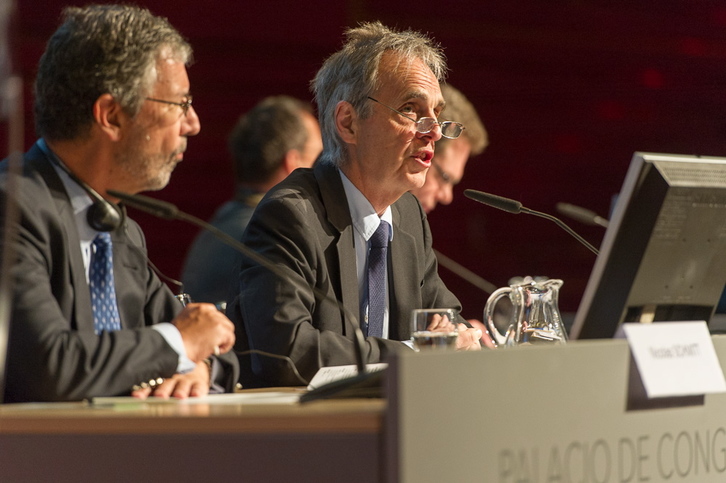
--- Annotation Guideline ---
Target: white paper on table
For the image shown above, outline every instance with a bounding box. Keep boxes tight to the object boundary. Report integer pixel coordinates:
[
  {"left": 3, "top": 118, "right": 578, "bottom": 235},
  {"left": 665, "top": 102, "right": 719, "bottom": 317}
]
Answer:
[
  {"left": 307, "top": 363, "right": 387, "bottom": 390},
  {"left": 91, "top": 391, "right": 302, "bottom": 406}
]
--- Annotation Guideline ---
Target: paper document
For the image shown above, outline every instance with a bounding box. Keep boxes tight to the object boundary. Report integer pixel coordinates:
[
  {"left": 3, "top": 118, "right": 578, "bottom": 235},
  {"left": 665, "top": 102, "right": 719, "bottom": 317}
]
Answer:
[
  {"left": 91, "top": 391, "right": 302, "bottom": 406},
  {"left": 307, "top": 363, "right": 387, "bottom": 390}
]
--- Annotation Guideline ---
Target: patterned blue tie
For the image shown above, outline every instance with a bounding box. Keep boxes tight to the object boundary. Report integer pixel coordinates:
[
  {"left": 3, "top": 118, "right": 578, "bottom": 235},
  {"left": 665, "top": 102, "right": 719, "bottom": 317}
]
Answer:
[
  {"left": 367, "top": 220, "right": 390, "bottom": 338},
  {"left": 90, "top": 232, "right": 122, "bottom": 333}
]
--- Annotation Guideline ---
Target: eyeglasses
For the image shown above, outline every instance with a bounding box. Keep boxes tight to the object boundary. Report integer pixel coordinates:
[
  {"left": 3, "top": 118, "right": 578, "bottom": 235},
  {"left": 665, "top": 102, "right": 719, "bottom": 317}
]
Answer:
[
  {"left": 145, "top": 95, "right": 193, "bottom": 116},
  {"left": 432, "top": 160, "right": 455, "bottom": 186},
  {"left": 366, "top": 96, "right": 465, "bottom": 139}
]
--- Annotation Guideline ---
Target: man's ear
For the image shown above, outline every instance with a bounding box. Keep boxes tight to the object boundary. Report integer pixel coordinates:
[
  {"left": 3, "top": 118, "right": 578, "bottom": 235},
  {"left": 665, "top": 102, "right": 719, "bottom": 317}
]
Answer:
[
  {"left": 93, "top": 94, "right": 125, "bottom": 142},
  {"left": 282, "top": 148, "right": 302, "bottom": 174},
  {"left": 334, "top": 100, "right": 357, "bottom": 145}
]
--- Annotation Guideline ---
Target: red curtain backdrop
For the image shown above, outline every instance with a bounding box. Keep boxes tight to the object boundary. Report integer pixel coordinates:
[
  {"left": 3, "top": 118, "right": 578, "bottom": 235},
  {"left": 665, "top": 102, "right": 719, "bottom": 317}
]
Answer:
[{"left": 8, "top": 0, "right": 726, "bottom": 318}]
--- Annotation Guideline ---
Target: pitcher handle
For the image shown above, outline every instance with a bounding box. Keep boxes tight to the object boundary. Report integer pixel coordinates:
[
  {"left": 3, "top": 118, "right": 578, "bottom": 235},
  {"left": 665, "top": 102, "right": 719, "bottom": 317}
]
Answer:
[{"left": 484, "top": 286, "right": 512, "bottom": 347}]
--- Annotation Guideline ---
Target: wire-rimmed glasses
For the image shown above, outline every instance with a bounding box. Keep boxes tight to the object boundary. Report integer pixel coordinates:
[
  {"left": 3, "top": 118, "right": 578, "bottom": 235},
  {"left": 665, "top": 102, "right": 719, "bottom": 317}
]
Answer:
[
  {"left": 367, "top": 96, "right": 465, "bottom": 139},
  {"left": 145, "top": 95, "right": 193, "bottom": 116},
  {"left": 431, "top": 160, "right": 455, "bottom": 186}
]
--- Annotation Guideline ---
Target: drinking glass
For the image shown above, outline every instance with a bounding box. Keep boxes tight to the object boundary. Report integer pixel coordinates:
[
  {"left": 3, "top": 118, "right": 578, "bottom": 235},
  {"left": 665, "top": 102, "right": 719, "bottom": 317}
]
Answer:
[{"left": 411, "top": 308, "right": 458, "bottom": 351}]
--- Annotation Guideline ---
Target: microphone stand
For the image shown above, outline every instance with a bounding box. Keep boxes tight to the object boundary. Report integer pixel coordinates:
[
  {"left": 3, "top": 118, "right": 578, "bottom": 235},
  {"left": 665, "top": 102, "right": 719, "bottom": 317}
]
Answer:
[{"left": 519, "top": 207, "right": 600, "bottom": 256}]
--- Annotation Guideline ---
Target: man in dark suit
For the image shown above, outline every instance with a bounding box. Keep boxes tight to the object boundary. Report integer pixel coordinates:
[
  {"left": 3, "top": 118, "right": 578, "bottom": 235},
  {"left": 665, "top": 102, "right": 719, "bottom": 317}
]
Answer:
[
  {"left": 230, "top": 22, "right": 482, "bottom": 387},
  {"left": 0, "top": 5, "right": 237, "bottom": 402}
]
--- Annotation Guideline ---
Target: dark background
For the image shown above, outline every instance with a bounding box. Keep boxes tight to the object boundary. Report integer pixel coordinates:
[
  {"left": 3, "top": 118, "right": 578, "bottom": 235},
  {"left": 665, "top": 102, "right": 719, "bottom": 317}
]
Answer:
[{"left": 5, "top": 0, "right": 726, "bottom": 319}]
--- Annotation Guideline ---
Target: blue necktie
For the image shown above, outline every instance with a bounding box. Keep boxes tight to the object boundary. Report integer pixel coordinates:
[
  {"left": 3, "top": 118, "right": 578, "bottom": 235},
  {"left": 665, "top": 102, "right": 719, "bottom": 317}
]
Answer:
[
  {"left": 367, "top": 221, "right": 390, "bottom": 338},
  {"left": 90, "top": 232, "right": 122, "bottom": 333}
]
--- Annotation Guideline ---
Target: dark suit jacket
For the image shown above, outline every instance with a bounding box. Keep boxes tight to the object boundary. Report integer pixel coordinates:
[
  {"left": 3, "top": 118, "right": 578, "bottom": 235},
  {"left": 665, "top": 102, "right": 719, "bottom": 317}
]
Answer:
[
  {"left": 0, "top": 143, "right": 238, "bottom": 402},
  {"left": 230, "top": 162, "right": 464, "bottom": 387}
]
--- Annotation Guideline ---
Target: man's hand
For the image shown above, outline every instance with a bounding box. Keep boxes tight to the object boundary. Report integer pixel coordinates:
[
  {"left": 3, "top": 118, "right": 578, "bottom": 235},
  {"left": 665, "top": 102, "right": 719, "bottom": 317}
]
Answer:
[
  {"left": 425, "top": 313, "right": 456, "bottom": 332},
  {"left": 467, "top": 319, "right": 496, "bottom": 349},
  {"left": 172, "top": 303, "right": 235, "bottom": 362},
  {"left": 425, "top": 315, "right": 483, "bottom": 351},
  {"left": 131, "top": 361, "right": 211, "bottom": 399},
  {"left": 456, "top": 324, "right": 482, "bottom": 351}
]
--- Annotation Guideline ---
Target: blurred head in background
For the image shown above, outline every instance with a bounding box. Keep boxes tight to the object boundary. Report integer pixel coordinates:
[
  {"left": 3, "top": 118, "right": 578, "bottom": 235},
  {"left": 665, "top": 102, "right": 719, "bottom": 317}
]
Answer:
[{"left": 411, "top": 83, "right": 488, "bottom": 213}]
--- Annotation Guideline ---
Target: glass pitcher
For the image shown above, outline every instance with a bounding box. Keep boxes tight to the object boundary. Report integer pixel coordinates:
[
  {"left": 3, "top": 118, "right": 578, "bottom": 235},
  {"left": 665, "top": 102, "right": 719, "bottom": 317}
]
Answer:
[{"left": 484, "top": 278, "right": 567, "bottom": 347}]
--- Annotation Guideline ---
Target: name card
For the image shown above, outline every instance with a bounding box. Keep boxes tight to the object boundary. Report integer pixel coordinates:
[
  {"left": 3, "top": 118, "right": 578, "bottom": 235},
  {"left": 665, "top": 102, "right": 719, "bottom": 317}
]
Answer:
[{"left": 623, "top": 321, "right": 726, "bottom": 398}]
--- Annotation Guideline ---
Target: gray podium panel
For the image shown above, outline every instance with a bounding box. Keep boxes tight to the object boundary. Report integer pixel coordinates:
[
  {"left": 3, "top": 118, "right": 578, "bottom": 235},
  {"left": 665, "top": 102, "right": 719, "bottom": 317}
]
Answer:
[{"left": 386, "top": 337, "right": 726, "bottom": 483}]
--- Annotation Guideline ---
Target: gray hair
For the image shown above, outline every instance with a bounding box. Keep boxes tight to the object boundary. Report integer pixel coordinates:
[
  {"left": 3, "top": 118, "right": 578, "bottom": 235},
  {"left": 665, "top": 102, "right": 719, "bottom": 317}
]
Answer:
[
  {"left": 311, "top": 21, "right": 447, "bottom": 167},
  {"left": 228, "top": 95, "right": 314, "bottom": 185},
  {"left": 437, "top": 83, "right": 488, "bottom": 156},
  {"left": 34, "top": 4, "right": 192, "bottom": 141}
]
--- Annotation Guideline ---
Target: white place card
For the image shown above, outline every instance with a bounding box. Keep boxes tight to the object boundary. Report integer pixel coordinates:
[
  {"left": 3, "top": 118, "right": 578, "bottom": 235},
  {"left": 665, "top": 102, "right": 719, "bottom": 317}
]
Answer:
[{"left": 623, "top": 321, "right": 726, "bottom": 398}]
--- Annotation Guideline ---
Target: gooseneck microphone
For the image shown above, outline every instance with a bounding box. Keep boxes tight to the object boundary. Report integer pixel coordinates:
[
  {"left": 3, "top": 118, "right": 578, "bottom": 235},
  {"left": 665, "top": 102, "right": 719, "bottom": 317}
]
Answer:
[
  {"left": 556, "top": 202, "right": 610, "bottom": 228},
  {"left": 107, "top": 190, "right": 378, "bottom": 401},
  {"left": 464, "top": 189, "right": 600, "bottom": 256}
]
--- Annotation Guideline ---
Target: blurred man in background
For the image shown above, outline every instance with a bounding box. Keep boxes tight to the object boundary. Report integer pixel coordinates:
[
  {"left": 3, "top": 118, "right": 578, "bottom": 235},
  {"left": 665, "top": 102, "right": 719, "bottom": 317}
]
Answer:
[
  {"left": 410, "top": 83, "right": 487, "bottom": 213},
  {"left": 181, "top": 95, "right": 322, "bottom": 305}
]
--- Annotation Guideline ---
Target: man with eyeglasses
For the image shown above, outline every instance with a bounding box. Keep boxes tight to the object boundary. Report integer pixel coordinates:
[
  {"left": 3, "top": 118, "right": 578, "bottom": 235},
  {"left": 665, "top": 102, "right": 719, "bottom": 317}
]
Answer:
[
  {"left": 410, "top": 84, "right": 488, "bottom": 213},
  {"left": 0, "top": 5, "right": 238, "bottom": 402},
  {"left": 230, "top": 22, "right": 483, "bottom": 388}
]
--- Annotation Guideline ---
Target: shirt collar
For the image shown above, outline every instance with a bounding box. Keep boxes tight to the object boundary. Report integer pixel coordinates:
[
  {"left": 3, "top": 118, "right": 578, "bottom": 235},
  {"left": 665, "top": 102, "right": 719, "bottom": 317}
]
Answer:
[
  {"left": 339, "top": 170, "right": 393, "bottom": 242},
  {"left": 37, "top": 138, "right": 97, "bottom": 240}
]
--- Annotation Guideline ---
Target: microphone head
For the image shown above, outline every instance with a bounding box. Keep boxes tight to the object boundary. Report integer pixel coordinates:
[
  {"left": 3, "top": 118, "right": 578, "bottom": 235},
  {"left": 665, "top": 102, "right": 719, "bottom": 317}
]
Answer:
[
  {"left": 556, "top": 202, "right": 599, "bottom": 226},
  {"left": 86, "top": 200, "right": 123, "bottom": 232},
  {"left": 464, "top": 189, "right": 522, "bottom": 214},
  {"left": 556, "top": 202, "right": 609, "bottom": 228},
  {"left": 106, "top": 190, "right": 179, "bottom": 220}
]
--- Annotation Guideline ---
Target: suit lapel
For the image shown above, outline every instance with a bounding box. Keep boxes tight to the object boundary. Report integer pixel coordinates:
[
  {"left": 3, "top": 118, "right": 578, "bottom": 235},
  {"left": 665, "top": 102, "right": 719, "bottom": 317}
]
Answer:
[
  {"left": 315, "top": 163, "right": 360, "bottom": 335},
  {"left": 389, "top": 201, "right": 418, "bottom": 340},
  {"left": 29, "top": 147, "right": 95, "bottom": 331}
]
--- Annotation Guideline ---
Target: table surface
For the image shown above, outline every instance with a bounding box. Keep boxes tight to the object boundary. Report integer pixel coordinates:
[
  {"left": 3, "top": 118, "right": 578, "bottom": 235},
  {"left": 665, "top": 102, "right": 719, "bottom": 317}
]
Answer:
[{"left": 0, "top": 389, "right": 386, "bottom": 435}]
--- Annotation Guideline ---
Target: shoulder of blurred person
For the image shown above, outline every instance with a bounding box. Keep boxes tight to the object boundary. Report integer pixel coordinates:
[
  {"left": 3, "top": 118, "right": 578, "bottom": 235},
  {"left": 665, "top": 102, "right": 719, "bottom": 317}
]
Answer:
[{"left": 181, "top": 95, "right": 322, "bottom": 305}]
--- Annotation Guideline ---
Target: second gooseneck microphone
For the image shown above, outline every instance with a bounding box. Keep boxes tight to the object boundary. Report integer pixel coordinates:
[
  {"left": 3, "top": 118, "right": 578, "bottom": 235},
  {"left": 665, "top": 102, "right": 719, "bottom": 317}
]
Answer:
[
  {"left": 556, "top": 202, "right": 610, "bottom": 228},
  {"left": 463, "top": 189, "right": 600, "bottom": 256}
]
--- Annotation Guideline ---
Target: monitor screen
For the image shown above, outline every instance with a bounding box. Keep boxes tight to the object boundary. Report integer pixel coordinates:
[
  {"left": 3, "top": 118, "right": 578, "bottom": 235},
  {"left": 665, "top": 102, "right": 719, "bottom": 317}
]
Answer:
[{"left": 570, "top": 152, "right": 726, "bottom": 339}]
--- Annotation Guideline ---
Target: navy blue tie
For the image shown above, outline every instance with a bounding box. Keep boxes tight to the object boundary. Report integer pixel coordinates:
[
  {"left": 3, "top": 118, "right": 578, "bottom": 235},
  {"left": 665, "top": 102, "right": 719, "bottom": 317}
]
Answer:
[
  {"left": 90, "top": 232, "right": 122, "bottom": 334},
  {"left": 367, "top": 221, "right": 390, "bottom": 338}
]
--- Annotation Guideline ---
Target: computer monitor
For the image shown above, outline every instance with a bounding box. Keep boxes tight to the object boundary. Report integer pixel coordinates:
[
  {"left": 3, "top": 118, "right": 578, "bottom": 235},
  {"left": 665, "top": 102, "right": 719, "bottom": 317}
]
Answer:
[{"left": 570, "top": 152, "right": 726, "bottom": 339}]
